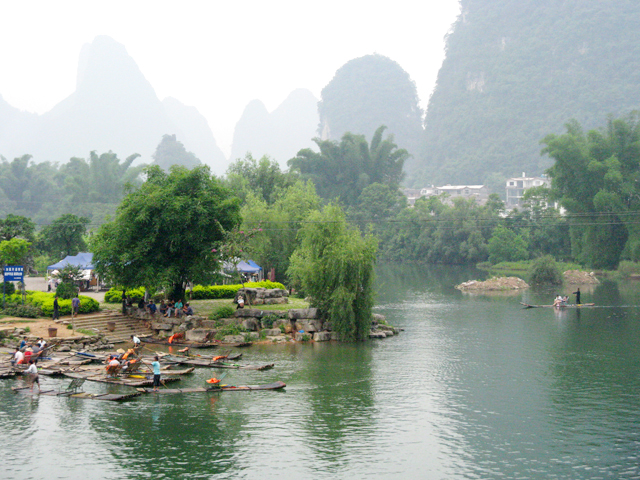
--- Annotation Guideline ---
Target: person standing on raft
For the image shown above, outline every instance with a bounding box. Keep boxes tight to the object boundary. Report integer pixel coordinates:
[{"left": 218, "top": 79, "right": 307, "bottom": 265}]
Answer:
[
  {"left": 152, "top": 356, "right": 161, "bottom": 392},
  {"left": 573, "top": 288, "right": 581, "bottom": 305}
]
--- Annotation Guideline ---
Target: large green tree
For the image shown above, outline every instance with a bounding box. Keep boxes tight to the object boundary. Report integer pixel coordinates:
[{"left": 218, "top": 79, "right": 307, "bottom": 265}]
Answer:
[
  {"left": 241, "top": 179, "right": 321, "bottom": 282},
  {"left": 91, "top": 165, "right": 241, "bottom": 299},
  {"left": 38, "top": 214, "right": 89, "bottom": 258},
  {"left": 289, "top": 126, "right": 407, "bottom": 206},
  {"left": 543, "top": 114, "right": 640, "bottom": 268},
  {"left": 287, "top": 204, "right": 378, "bottom": 341},
  {"left": 226, "top": 154, "right": 297, "bottom": 205},
  {"left": 0, "top": 214, "right": 35, "bottom": 242}
]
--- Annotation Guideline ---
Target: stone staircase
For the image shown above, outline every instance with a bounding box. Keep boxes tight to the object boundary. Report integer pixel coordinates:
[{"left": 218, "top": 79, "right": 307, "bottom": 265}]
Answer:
[{"left": 62, "top": 310, "right": 151, "bottom": 344}]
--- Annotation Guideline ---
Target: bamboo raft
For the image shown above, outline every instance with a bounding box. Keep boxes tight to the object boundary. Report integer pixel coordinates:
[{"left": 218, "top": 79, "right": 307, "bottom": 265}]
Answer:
[
  {"left": 136, "top": 381, "right": 286, "bottom": 394},
  {"left": 520, "top": 302, "right": 596, "bottom": 309},
  {"left": 159, "top": 354, "right": 273, "bottom": 370},
  {"left": 62, "top": 371, "right": 182, "bottom": 387},
  {"left": 141, "top": 337, "right": 252, "bottom": 348},
  {"left": 12, "top": 386, "right": 141, "bottom": 401}
]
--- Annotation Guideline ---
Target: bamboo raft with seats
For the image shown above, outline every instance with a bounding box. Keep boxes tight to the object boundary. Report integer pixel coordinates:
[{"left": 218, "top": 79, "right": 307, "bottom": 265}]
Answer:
[
  {"left": 136, "top": 381, "right": 286, "bottom": 394},
  {"left": 62, "top": 371, "right": 182, "bottom": 387},
  {"left": 520, "top": 302, "right": 596, "bottom": 309}
]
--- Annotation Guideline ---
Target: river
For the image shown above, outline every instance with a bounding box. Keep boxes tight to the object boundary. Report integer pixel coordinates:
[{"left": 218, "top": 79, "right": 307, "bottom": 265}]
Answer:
[{"left": 2, "top": 264, "right": 640, "bottom": 479}]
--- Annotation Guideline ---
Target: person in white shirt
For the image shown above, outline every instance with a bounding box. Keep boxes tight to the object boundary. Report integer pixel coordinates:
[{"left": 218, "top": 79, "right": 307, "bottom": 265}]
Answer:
[
  {"left": 25, "top": 360, "right": 40, "bottom": 391},
  {"left": 106, "top": 356, "right": 120, "bottom": 377},
  {"left": 12, "top": 348, "right": 24, "bottom": 366},
  {"left": 131, "top": 335, "right": 141, "bottom": 347}
]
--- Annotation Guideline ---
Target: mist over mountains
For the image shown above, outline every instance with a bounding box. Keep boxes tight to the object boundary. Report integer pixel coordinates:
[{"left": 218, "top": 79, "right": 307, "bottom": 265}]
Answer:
[
  {"left": 230, "top": 89, "right": 318, "bottom": 168},
  {"left": 0, "top": 36, "right": 227, "bottom": 169}
]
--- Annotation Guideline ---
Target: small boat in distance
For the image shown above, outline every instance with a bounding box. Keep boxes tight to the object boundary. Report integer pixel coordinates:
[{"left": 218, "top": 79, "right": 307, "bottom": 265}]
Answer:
[{"left": 520, "top": 302, "right": 596, "bottom": 309}]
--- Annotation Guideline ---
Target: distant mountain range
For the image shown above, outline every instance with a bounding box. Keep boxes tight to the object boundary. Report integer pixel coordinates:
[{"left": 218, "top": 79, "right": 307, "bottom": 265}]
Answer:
[
  {"left": 230, "top": 89, "right": 319, "bottom": 168},
  {"left": 0, "top": 36, "right": 227, "bottom": 169}
]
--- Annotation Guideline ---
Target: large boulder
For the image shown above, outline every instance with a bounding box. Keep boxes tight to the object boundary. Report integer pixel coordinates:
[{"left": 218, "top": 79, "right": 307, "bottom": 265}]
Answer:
[
  {"left": 273, "top": 318, "right": 293, "bottom": 333},
  {"left": 223, "top": 335, "right": 246, "bottom": 343},
  {"left": 264, "top": 297, "right": 288, "bottom": 305},
  {"left": 295, "top": 332, "right": 311, "bottom": 342},
  {"left": 185, "top": 329, "right": 211, "bottom": 342},
  {"left": 235, "top": 308, "right": 264, "bottom": 318},
  {"left": 264, "top": 288, "right": 288, "bottom": 298},
  {"left": 369, "top": 331, "right": 387, "bottom": 339},
  {"left": 288, "top": 308, "right": 318, "bottom": 320},
  {"left": 200, "top": 320, "right": 219, "bottom": 329},
  {"left": 372, "top": 313, "right": 386, "bottom": 325},
  {"left": 262, "top": 328, "right": 281, "bottom": 336},
  {"left": 242, "top": 318, "right": 259, "bottom": 331},
  {"left": 151, "top": 322, "right": 173, "bottom": 331},
  {"left": 294, "top": 319, "right": 323, "bottom": 332},
  {"left": 313, "top": 332, "right": 332, "bottom": 342}
]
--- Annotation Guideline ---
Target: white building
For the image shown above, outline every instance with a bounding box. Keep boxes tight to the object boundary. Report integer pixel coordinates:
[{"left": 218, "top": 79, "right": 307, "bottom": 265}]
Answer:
[{"left": 505, "top": 173, "right": 550, "bottom": 208}]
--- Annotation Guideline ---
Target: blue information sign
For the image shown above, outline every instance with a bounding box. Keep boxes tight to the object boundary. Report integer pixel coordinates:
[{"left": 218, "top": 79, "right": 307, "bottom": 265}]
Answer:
[{"left": 4, "top": 265, "right": 24, "bottom": 282}]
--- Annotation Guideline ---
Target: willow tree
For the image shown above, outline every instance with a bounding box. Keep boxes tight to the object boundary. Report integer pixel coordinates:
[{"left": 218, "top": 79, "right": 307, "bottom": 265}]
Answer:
[
  {"left": 91, "top": 165, "right": 241, "bottom": 299},
  {"left": 287, "top": 204, "right": 378, "bottom": 341}
]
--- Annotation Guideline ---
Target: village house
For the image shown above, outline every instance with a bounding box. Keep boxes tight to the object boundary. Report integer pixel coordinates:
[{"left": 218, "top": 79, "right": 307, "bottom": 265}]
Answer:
[
  {"left": 403, "top": 185, "right": 489, "bottom": 206},
  {"left": 505, "top": 173, "right": 550, "bottom": 208}
]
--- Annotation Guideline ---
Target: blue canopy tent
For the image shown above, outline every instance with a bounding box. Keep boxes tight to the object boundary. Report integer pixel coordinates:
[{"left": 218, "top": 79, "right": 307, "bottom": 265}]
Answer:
[
  {"left": 47, "top": 252, "right": 94, "bottom": 271},
  {"left": 236, "top": 260, "right": 262, "bottom": 281},
  {"left": 47, "top": 252, "right": 100, "bottom": 290}
]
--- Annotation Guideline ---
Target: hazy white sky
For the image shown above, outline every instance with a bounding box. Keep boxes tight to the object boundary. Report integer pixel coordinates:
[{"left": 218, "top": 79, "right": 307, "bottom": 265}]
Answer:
[{"left": 0, "top": 0, "right": 460, "bottom": 157}]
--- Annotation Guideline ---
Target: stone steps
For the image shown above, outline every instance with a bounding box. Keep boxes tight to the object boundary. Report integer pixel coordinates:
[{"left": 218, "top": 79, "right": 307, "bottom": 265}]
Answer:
[{"left": 61, "top": 311, "right": 150, "bottom": 343}]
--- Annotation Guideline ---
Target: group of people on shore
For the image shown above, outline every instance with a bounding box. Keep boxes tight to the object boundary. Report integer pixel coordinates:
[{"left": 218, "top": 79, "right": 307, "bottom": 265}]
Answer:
[
  {"left": 135, "top": 298, "right": 193, "bottom": 318},
  {"left": 11, "top": 337, "right": 48, "bottom": 391}
]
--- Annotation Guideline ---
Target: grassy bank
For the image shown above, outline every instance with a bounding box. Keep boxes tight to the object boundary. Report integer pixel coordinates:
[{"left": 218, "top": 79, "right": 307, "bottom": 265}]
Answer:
[{"left": 477, "top": 260, "right": 585, "bottom": 278}]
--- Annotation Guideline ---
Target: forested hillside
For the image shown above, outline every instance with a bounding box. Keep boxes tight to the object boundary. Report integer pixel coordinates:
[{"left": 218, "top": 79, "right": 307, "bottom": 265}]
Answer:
[{"left": 419, "top": 0, "right": 640, "bottom": 189}]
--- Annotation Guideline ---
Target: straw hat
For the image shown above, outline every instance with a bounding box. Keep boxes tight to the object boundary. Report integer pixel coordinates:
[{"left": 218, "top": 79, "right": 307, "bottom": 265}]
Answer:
[{"left": 116, "top": 348, "right": 125, "bottom": 354}]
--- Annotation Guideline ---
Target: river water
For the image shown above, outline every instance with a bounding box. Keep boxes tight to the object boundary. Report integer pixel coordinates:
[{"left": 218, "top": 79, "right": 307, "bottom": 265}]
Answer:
[{"left": 2, "top": 264, "right": 640, "bottom": 479}]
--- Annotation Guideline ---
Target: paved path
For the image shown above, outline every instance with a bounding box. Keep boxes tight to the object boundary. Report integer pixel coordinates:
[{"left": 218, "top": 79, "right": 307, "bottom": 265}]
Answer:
[{"left": 24, "top": 276, "right": 106, "bottom": 302}]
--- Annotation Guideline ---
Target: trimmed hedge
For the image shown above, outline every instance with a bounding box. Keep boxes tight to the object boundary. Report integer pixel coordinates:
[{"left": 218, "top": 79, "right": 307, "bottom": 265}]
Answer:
[
  {"left": 3, "top": 291, "right": 100, "bottom": 317},
  {"left": 104, "top": 287, "right": 146, "bottom": 304},
  {"left": 104, "top": 281, "right": 287, "bottom": 303}
]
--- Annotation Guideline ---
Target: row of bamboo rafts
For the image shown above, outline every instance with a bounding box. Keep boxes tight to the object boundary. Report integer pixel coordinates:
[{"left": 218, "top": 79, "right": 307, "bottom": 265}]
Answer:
[
  {"left": 140, "top": 336, "right": 252, "bottom": 348},
  {"left": 147, "top": 353, "right": 274, "bottom": 370}
]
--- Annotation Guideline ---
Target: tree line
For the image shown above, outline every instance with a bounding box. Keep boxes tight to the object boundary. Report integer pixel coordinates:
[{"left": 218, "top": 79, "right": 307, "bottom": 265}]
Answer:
[{"left": 3, "top": 114, "right": 639, "bottom": 338}]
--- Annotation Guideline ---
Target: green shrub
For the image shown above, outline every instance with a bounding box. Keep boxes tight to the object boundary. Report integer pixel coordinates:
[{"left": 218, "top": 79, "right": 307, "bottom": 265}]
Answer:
[
  {"left": 214, "top": 323, "right": 247, "bottom": 340},
  {"left": 104, "top": 287, "right": 146, "bottom": 303},
  {"left": 55, "top": 282, "right": 77, "bottom": 299},
  {"left": 301, "top": 333, "right": 311, "bottom": 342},
  {"left": 9, "top": 291, "right": 102, "bottom": 316},
  {"left": 528, "top": 256, "right": 563, "bottom": 285},
  {"left": 210, "top": 305, "right": 235, "bottom": 320},
  {"left": 2, "top": 282, "right": 15, "bottom": 295},
  {"left": 2, "top": 303, "right": 41, "bottom": 318},
  {"left": 261, "top": 313, "right": 279, "bottom": 328},
  {"left": 105, "top": 281, "right": 287, "bottom": 303}
]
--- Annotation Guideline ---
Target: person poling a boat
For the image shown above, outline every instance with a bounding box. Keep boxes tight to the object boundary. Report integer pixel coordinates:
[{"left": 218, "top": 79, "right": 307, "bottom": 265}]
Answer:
[{"left": 573, "top": 288, "right": 581, "bottom": 305}]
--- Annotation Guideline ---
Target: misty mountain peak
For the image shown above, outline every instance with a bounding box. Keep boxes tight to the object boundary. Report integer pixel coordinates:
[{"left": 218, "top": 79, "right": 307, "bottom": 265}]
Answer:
[{"left": 75, "top": 35, "right": 158, "bottom": 104}]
